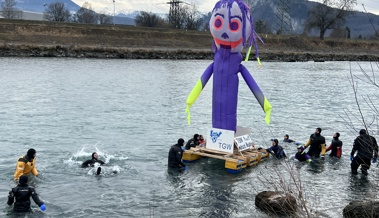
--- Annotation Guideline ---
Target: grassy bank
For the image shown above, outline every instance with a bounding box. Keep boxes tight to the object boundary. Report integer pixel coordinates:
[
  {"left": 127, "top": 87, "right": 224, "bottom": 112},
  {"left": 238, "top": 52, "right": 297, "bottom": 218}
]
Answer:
[{"left": 0, "top": 19, "right": 378, "bottom": 61}]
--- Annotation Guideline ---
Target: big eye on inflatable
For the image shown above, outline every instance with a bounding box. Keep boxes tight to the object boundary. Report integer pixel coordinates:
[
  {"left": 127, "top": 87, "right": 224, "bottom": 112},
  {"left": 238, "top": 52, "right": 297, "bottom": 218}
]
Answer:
[
  {"left": 185, "top": 0, "right": 271, "bottom": 133},
  {"left": 229, "top": 19, "right": 241, "bottom": 32},
  {"left": 213, "top": 16, "right": 223, "bottom": 30}
]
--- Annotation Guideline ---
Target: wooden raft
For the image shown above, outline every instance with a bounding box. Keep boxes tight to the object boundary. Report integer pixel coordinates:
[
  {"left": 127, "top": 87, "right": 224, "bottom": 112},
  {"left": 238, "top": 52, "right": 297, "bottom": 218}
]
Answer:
[{"left": 182, "top": 146, "right": 270, "bottom": 171}]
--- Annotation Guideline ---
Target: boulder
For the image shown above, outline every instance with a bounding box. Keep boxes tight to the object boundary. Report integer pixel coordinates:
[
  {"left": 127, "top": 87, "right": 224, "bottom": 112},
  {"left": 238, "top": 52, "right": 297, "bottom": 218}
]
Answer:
[
  {"left": 343, "top": 200, "right": 379, "bottom": 218},
  {"left": 255, "top": 191, "right": 297, "bottom": 215}
]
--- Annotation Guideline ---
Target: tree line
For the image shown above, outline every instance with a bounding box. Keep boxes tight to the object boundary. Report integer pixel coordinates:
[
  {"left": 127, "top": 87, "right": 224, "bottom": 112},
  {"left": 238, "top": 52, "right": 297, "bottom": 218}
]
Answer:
[
  {"left": 0, "top": 0, "right": 112, "bottom": 24},
  {"left": 1, "top": 0, "right": 377, "bottom": 40}
]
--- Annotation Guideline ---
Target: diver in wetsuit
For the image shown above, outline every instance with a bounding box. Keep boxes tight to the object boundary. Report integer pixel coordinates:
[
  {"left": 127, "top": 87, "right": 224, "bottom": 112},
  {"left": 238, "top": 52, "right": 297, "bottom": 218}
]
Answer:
[
  {"left": 7, "top": 175, "right": 46, "bottom": 212},
  {"left": 81, "top": 152, "right": 105, "bottom": 175},
  {"left": 267, "top": 139, "right": 286, "bottom": 159},
  {"left": 304, "top": 127, "right": 326, "bottom": 158},
  {"left": 168, "top": 138, "right": 187, "bottom": 170},
  {"left": 14, "top": 148, "right": 39, "bottom": 182}
]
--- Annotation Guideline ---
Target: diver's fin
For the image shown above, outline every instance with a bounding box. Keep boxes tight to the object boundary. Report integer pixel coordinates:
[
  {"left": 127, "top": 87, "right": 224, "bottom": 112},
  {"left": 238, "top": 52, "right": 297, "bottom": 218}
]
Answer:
[{"left": 96, "top": 167, "right": 101, "bottom": 175}]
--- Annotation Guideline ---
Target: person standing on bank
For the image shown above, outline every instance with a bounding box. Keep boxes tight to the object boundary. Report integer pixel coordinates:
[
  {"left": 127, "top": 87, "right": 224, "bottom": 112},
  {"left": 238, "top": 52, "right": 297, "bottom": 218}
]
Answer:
[
  {"left": 7, "top": 175, "right": 46, "bottom": 212},
  {"left": 350, "top": 129, "right": 378, "bottom": 175},
  {"left": 325, "top": 132, "right": 343, "bottom": 158},
  {"left": 168, "top": 138, "right": 187, "bottom": 170},
  {"left": 14, "top": 148, "right": 39, "bottom": 182},
  {"left": 304, "top": 128, "right": 326, "bottom": 158}
]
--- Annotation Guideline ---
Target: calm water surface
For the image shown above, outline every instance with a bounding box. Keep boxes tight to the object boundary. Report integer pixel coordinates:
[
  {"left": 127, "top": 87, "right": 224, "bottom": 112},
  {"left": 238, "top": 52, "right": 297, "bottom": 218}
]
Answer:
[{"left": 0, "top": 58, "right": 378, "bottom": 217}]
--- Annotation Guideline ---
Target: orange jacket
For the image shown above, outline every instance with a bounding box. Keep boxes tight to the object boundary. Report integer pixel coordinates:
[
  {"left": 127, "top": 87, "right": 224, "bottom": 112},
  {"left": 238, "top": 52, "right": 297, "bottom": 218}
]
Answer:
[{"left": 13, "top": 156, "right": 38, "bottom": 180}]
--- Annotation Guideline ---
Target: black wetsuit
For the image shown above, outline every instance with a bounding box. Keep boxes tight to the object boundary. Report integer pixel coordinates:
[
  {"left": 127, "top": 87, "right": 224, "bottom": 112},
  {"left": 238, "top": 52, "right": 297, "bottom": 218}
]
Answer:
[
  {"left": 81, "top": 158, "right": 105, "bottom": 168},
  {"left": 267, "top": 145, "right": 286, "bottom": 159},
  {"left": 7, "top": 184, "right": 44, "bottom": 212},
  {"left": 307, "top": 133, "right": 325, "bottom": 157},
  {"left": 283, "top": 139, "right": 295, "bottom": 143},
  {"left": 328, "top": 139, "right": 343, "bottom": 157},
  {"left": 168, "top": 143, "right": 186, "bottom": 169},
  {"left": 351, "top": 133, "right": 378, "bottom": 175},
  {"left": 185, "top": 138, "right": 199, "bottom": 150}
]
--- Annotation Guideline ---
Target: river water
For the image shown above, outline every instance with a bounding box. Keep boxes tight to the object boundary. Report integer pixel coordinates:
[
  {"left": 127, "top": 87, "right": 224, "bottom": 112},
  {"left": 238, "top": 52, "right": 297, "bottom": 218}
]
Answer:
[{"left": 0, "top": 58, "right": 378, "bottom": 217}]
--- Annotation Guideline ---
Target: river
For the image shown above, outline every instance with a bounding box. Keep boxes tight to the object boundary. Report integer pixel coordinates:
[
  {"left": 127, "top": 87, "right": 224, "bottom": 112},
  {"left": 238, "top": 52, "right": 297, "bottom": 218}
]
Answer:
[{"left": 0, "top": 58, "right": 378, "bottom": 217}]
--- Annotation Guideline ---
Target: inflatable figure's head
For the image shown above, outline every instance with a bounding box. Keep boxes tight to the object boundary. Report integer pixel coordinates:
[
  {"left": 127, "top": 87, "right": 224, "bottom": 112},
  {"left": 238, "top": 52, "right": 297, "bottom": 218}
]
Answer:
[{"left": 210, "top": 0, "right": 253, "bottom": 53}]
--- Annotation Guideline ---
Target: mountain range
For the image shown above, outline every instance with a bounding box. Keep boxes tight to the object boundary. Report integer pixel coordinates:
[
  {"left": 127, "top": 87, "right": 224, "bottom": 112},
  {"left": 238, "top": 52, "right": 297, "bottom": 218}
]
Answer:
[
  {"left": 250, "top": 0, "right": 379, "bottom": 38},
  {"left": 11, "top": 0, "right": 379, "bottom": 38},
  {"left": 14, "top": 0, "right": 134, "bottom": 25}
]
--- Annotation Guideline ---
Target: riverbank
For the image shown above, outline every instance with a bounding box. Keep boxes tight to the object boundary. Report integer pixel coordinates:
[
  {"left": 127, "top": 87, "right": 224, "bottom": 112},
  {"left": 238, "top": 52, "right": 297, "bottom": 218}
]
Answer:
[{"left": 0, "top": 19, "right": 378, "bottom": 61}]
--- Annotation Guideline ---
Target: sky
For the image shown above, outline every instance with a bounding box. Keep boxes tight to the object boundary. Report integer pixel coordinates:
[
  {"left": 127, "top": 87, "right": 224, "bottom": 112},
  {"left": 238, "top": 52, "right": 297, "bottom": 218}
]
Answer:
[{"left": 72, "top": 0, "right": 379, "bottom": 15}]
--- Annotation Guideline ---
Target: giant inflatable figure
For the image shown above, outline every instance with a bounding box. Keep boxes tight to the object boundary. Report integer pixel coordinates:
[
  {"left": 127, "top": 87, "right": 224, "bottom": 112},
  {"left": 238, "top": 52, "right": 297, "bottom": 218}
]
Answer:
[{"left": 185, "top": 0, "right": 272, "bottom": 132}]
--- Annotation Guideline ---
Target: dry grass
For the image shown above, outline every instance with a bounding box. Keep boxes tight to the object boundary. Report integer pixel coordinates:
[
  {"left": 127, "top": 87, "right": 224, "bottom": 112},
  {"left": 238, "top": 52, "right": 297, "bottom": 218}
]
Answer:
[{"left": 0, "top": 18, "right": 378, "bottom": 60}]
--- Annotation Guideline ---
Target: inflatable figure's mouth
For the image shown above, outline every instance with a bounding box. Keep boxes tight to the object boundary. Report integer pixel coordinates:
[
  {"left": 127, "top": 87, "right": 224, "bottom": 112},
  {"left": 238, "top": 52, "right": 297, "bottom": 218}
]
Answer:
[{"left": 214, "top": 38, "right": 242, "bottom": 49}]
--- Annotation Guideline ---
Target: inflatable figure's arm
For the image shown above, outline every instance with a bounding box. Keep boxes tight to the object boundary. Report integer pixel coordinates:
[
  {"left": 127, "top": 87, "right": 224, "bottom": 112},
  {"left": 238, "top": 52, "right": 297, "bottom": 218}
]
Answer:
[
  {"left": 185, "top": 63, "right": 214, "bottom": 124},
  {"left": 240, "top": 65, "right": 272, "bottom": 124}
]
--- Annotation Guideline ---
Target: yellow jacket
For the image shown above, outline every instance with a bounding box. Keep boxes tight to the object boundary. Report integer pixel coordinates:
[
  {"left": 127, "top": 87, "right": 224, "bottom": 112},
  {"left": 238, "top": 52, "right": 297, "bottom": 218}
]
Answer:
[{"left": 13, "top": 156, "right": 38, "bottom": 180}]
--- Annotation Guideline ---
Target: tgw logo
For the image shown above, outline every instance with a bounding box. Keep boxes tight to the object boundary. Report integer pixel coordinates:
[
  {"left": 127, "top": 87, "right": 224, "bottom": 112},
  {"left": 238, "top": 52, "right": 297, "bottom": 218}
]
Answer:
[{"left": 210, "top": 130, "right": 222, "bottom": 143}]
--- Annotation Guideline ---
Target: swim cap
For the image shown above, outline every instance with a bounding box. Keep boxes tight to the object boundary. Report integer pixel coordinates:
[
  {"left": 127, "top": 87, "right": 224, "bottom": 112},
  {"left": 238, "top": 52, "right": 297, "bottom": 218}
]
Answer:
[
  {"left": 27, "top": 148, "right": 36, "bottom": 159},
  {"left": 297, "top": 145, "right": 304, "bottom": 151},
  {"left": 178, "top": 138, "right": 185, "bottom": 146},
  {"left": 19, "top": 175, "right": 28, "bottom": 185}
]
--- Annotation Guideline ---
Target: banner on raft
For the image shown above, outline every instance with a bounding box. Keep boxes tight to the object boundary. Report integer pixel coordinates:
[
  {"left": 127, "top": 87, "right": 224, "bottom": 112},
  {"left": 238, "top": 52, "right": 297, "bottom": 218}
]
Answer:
[
  {"left": 235, "top": 134, "right": 254, "bottom": 151},
  {"left": 206, "top": 128, "right": 235, "bottom": 153}
]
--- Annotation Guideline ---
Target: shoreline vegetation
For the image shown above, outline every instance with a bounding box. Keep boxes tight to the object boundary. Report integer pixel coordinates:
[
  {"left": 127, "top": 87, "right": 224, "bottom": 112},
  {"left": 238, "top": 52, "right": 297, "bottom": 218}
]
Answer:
[{"left": 0, "top": 19, "right": 379, "bottom": 62}]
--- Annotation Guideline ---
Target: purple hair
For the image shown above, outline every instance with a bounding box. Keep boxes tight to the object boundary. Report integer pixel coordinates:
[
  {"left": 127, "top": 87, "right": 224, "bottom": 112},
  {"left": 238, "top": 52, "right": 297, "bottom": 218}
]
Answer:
[{"left": 211, "top": 0, "right": 261, "bottom": 57}]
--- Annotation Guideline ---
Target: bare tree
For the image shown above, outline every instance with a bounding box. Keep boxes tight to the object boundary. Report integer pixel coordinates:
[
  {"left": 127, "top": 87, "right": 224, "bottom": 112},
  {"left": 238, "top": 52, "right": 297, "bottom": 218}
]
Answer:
[
  {"left": 1, "top": 0, "right": 18, "bottom": 19},
  {"left": 135, "top": 11, "right": 166, "bottom": 28},
  {"left": 304, "top": 0, "right": 356, "bottom": 40},
  {"left": 255, "top": 20, "right": 271, "bottom": 34},
  {"left": 43, "top": 2, "right": 71, "bottom": 22},
  {"left": 98, "top": 14, "right": 111, "bottom": 25},
  {"left": 76, "top": 2, "right": 98, "bottom": 24},
  {"left": 183, "top": 5, "right": 203, "bottom": 30},
  {"left": 342, "top": 62, "right": 379, "bottom": 134},
  {"left": 98, "top": 11, "right": 111, "bottom": 25}
]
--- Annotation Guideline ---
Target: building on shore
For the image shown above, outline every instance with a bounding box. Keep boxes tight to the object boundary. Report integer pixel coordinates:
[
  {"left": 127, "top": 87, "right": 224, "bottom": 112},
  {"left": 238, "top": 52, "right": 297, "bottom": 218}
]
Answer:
[{"left": 0, "top": 10, "right": 44, "bottom": 21}]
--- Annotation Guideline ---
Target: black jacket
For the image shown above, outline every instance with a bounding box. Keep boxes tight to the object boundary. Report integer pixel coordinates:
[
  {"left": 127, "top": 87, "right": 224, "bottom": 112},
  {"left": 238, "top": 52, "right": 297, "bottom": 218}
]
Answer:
[
  {"left": 7, "top": 184, "right": 44, "bottom": 212},
  {"left": 168, "top": 144, "right": 186, "bottom": 168},
  {"left": 185, "top": 138, "right": 199, "bottom": 150},
  {"left": 81, "top": 158, "right": 105, "bottom": 168},
  {"left": 351, "top": 133, "right": 378, "bottom": 159},
  {"left": 307, "top": 133, "right": 325, "bottom": 157},
  {"left": 283, "top": 139, "right": 295, "bottom": 143}
]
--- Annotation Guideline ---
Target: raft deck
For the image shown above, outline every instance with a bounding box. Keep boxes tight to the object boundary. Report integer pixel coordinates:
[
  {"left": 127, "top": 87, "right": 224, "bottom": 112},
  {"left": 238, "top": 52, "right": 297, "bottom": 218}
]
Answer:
[{"left": 182, "top": 147, "right": 270, "bottom": 172}]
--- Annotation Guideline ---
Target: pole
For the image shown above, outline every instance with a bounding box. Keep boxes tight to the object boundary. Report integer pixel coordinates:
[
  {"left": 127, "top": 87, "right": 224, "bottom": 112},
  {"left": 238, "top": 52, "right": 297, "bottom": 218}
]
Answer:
[{"left": 113, "top": 0, "right": 115, "bottom": 26}]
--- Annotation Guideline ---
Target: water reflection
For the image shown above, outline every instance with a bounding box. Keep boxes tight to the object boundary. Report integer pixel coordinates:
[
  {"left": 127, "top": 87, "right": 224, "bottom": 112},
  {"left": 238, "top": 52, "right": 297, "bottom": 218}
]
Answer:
[
  {"left": 197, "top": 159, "right": 236, "bottom": 218},
  {"left": 307, "top": 159, "right": 325, "bottom": 174},
  {"left": 347, "top": 174, "right": 376, "bottom": 200}
]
